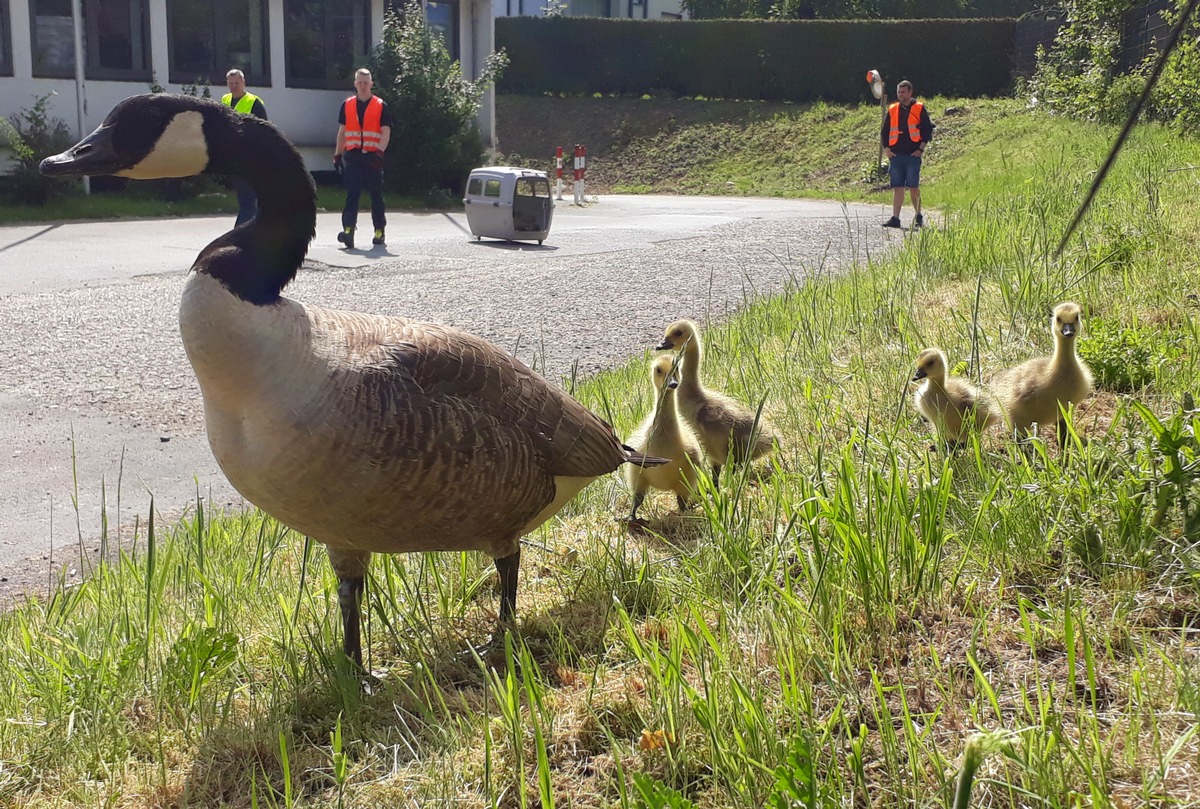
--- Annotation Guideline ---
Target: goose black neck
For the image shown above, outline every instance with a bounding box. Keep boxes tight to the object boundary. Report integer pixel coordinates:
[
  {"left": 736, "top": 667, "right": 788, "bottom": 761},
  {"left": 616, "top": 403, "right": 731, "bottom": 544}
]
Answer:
[{"left": 195, "top": 108, "right": 317, "bottom": 305}]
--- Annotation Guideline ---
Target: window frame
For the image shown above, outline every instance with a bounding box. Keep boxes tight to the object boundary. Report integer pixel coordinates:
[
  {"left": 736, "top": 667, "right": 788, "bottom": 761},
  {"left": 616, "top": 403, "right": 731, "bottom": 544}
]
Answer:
[
  {"left": 29, "top": 0, "right": 76, "bottom": 78},
  {"left": 283, "top": 0, "right": 372, "bottom": 90},
  {"left": 84, "top": 0, "right": 152, "bottom": 81},
  {"left": 166, "top": 0, "right": 271, "bottom": 86},
  {"left": 424, "top": 0, "right": 458, "bottom": 62},
  {"left": 0, "top": 0, "right": 11, "bottom": 76}
]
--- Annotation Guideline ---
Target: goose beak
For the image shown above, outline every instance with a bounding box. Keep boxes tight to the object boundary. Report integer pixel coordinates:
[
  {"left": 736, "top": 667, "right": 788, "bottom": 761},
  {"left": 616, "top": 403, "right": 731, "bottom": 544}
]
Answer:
[
  {"left": 40, "top": 124, "right": 122, "bottom": 177},
  {"left": 655, "top": 339, "right": 674, "bottom": 351},
  {"left": 666, "top": 378, "right": 679, "bottom": 390},
  {"left": 913, "top": 369, "right": 927, "bottom": 381},
  {"left": 1061, "top": 322, "right": 1076, "bottom": 337}
]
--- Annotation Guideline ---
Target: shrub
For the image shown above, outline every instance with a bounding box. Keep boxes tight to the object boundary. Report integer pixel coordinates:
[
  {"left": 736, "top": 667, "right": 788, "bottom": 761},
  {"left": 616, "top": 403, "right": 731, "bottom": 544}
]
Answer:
[
  {"left": 1077, "top": 318, "right": 1177, "bottom": 393},
  {"left": 0, "top": 93, "right": 74, "bottom": 205},
  {"left": 369, "top": 3, "right": 508, "bottom": 198}
]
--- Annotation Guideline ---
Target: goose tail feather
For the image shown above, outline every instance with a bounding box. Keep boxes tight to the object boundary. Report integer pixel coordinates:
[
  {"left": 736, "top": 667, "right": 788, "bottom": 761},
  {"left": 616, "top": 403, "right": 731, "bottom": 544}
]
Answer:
[{"left": 622, "top": 446, "right": 671, "bottom": 468}]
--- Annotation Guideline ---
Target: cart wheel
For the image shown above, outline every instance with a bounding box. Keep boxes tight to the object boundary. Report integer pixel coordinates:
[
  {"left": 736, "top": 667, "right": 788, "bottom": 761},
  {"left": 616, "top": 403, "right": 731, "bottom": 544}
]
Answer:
[
  {"left": 538, "top": 240, "right": 543, "bottom": 245},
  {"left": 476, "top": 235, "right": 481, "bottom": 241}
]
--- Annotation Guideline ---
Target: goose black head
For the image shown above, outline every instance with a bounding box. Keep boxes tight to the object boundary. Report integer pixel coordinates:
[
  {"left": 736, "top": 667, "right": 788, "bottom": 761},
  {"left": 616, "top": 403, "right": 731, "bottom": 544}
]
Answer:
[
  {"left": 913, "top": 348, "right": 946, "bottom": 383},
  {"left": 1052, "top": 302, "right": 1083, "bottom": 339},
  {"left": 41, "top": 94, "right": 214, "bottom": 180}
]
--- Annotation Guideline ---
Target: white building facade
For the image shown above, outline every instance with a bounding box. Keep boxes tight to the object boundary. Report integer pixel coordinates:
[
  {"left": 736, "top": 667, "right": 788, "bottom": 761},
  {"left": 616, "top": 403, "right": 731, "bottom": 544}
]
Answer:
[
  {"left": 0, "top": 0, "right": 496, "bottom": 168},
  {"left": 491, "top": 0, "right": 686, "bottom": 20}
]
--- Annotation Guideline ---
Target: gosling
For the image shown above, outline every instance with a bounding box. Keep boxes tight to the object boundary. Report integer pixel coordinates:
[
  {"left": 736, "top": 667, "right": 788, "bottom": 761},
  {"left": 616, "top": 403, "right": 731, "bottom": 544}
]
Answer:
[
  {"left": 655, "top": 319, "right": 779, "bottom": 488},
  {"left": 625, "top": 355, "right": 705, "bottom": 522},
  {"left": 992, "top": 301, "right": 1094, "bottom": 442},
  {"left": 911, "top": 348, "right": 999, "bottom": 449}
]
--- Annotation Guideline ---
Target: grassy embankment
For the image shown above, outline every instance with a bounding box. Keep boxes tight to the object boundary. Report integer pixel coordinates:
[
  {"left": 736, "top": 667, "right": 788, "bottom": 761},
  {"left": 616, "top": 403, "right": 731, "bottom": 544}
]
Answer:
[{"left": 3, "top": 96, "right": 1200, "bottom": 807}]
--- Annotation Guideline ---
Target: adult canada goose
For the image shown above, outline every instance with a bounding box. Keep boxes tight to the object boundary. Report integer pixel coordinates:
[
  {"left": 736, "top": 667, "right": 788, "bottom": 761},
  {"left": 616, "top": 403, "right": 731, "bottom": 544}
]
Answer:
[
  {"left": 625, "top": 355, "right": 704, "bottom": 523},
  {"left": 911, "top": 348, "right": 999, "bottom": 449},
  {"left": 41, "top": 94, "right": 665, "bottom": 668},
  {"left": 992, "top": 301, "right": 1095, "bottom": 442},
  {"left": 655, "top": 319, "right": 778, "bottom": 488}
]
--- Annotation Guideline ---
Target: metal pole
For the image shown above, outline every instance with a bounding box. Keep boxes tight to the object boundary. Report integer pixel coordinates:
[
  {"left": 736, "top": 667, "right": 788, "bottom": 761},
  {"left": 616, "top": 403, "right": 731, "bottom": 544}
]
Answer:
[
  {"left": 877, "top": 86, "right": 887, "bottom": 171},
  {"left": 70, "top": 0, "right": 89, "bottom": 194}
]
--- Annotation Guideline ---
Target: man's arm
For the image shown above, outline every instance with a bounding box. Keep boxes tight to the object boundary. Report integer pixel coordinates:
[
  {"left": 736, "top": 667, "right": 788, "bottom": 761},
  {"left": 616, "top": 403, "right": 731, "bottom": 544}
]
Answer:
[
  {"left": 378, "top": 125, "right": 391, "bottom": 153},
  {"left": 335, "top": 124, "right": 346, "bottom": 157},
  {"left": 252, "top": 99, "right": 267, "bottom": 121}
]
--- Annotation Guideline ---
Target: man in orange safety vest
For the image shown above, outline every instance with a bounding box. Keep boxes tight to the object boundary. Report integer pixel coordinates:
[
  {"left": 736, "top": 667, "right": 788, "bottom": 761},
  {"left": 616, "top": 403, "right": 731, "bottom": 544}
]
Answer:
[
  {"left": 333, "top": 68, "right": 392, "bottom": 250},
  {"left": 880, "top": 80, "right": 934, "bottom": 230}
]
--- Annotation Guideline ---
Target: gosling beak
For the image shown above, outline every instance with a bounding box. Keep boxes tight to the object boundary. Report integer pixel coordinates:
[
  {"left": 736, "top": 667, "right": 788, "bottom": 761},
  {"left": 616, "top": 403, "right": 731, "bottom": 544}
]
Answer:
[
  {"left": 666, "top": 378, "right": 679, "bottom": 390},
  {"left": 1061, "top": 322, "right": 1076, "bottom": 338},
  {"left": 40, "top": 124, "right": 122, "bottom": 177},
  {"left": 655, "top": 339, "right": 674, "bottom": 351},
  {"left": 913, "top": 369, "right": 927, "bottom": 381}
]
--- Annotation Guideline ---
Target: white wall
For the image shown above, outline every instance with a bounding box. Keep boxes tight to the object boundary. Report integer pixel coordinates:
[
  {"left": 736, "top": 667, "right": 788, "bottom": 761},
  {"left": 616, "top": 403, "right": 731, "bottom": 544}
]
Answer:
[{"left": 1, "top": 0, "right": 498, "bottom": 169}]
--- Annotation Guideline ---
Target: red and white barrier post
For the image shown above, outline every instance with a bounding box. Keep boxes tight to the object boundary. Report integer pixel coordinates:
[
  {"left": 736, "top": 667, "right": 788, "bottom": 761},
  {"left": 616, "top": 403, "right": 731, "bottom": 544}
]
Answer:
[
  {"left": 573, "top": 143, "right": 587, "bottom": 205},
  {"left": 554, "top": 145, "right": 564, "bottom": 200}
]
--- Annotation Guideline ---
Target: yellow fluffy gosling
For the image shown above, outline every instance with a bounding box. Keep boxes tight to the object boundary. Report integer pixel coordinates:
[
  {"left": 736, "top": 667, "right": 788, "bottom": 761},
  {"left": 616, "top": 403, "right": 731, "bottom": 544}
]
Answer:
[
  {"left": 911, "top": 348, "right": 999, "bottom": 448},
  {"left": 625, "top": 355, "right": 704, "bottom": 522},
  {"left": 655, "top": 319, "right": 779, "bottom": 488},
  {"left": 992, "top": 301, "right": 1095, "bottom": 441}
]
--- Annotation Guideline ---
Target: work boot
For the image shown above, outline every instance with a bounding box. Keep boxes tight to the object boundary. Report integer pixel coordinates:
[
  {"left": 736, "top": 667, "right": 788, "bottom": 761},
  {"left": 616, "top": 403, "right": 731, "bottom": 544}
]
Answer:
[
  {"left": 882, "top": 216, "right": 901, "bottom": 228},
  {"left": 372, "top": 229, "right": 385, "bottom": 246},
  {"left": 914, "top": 213, "right": 924, "bottom": 229},
  {"left": 337, "top": 227, "right": 355, "bottom": 249}
]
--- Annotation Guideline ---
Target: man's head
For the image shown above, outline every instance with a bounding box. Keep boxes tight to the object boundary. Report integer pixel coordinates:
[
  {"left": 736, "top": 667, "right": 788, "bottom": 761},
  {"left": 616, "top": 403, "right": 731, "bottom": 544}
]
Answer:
[
  {"left": 226, "top": 69, "right": 246, "bottom": 97},
  {"left": 896, "top": 80, "right": 914, "bottom": 104},
  {"left": 354, "top": 68, "right": 373, "bottom": 98}
]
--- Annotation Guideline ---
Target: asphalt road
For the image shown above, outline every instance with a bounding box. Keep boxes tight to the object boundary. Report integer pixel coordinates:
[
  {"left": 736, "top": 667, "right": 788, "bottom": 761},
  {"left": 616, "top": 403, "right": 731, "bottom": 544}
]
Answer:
[{"left": 0, "top": 195, "right": 896, "bottom": 602}]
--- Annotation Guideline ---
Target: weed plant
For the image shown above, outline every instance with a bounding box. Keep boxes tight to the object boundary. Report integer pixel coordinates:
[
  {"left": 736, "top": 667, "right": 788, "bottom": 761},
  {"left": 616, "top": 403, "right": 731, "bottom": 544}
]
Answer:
[{"left": 3, "top": 104, "right": 1200, "bottom": 807}]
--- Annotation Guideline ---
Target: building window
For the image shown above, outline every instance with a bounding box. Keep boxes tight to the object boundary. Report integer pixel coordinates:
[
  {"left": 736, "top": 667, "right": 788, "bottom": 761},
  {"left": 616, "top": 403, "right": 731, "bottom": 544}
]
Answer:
[
  {"left": 0, "top": 0, "right": 11, "bottom": 76},
  {"left": 168, "top": 0, "right": 269, "bottom": 85},
  {"left": 31, "top": 0, "right": 151, "bottom": 79},
  {"left": 30, "top": 0, "right": 76, "bottom": 77},
  {"left": 424, "top": 0, "right": 458, "bottom": 61},
  {"left": 284, "top": 0, "right": 370, "bottom": 90},
  {"left": 85, "top": 0, "right": 151, "bottom": 80}
]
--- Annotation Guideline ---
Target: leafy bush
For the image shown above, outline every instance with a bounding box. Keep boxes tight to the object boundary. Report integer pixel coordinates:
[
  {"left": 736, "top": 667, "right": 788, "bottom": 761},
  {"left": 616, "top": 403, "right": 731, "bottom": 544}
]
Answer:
[
  {"left": 1077, "top": 317, "right": 1177, "bottom": 392},
  {"left": 369, "top": 3, "right": 507, "bottom": 197},
  {"left": 1028, "top": 0, "right": 1200, "bottom": 130},
  {"left": 0, "top": 93, "right": 74, "bottom": 205}
]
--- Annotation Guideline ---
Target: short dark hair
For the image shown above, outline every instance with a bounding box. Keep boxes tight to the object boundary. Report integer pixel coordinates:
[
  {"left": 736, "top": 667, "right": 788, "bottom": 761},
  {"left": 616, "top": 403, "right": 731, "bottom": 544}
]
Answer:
[{"left": 898, "top": 80, "right": 914, "bottom": 92}]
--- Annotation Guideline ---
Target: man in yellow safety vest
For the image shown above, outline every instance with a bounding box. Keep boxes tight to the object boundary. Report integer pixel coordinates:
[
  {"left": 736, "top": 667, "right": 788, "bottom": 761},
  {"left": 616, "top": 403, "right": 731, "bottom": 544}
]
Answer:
[{"left": 221, "top": 69, "right": 268, "bottom": 227}]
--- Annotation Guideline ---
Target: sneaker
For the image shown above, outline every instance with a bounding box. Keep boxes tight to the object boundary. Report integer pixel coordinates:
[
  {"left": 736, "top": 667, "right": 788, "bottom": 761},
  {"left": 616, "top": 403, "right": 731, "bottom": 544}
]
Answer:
[
  {"left": 882, "top": 216, "right": 902, "bottom": 229},
  {"left": 914, "top": 213, "right": 924, "bottom": 228},
  {"left": 372, "top": 229, "right": 385, "bottom": 246},
  {"left": 337, "top": 228, "right": 354, "bottom": 249}
]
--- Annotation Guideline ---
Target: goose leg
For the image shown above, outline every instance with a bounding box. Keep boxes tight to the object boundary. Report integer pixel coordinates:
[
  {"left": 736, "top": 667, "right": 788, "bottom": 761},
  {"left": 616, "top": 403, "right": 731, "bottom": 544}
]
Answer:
[
  {"left": 629, "top": 491, "right": 646, "bottom": 522},
  {"left": 711, "top": 464, "right": 722, "bottom": 491},
  {"left": 495, "top": 549, "right": 521, "bottom": 627},
  {"left": 328, "top": 549, "right": 371, "bottom": 669},
  {"left": 676, "top": 494, "right": 690, "bottom": 511}
]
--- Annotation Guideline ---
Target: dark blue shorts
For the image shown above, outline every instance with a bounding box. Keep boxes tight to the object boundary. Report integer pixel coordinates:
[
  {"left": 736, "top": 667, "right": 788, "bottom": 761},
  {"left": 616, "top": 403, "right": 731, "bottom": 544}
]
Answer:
[{"left": 889, "top": 154, "right": 922, "bottom": 189}]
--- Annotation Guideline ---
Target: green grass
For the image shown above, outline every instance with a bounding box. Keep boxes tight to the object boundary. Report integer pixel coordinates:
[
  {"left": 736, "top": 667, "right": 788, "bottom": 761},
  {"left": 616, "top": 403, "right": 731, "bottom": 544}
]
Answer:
[{"left": 4, "top": 99, "right": 1200, "bottom": 807}]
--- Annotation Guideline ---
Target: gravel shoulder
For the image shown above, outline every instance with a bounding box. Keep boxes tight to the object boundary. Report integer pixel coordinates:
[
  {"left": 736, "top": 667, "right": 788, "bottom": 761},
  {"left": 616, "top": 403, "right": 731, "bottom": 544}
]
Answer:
[{"left": 0, "top": 196, "right": 895, "bottom": 604}]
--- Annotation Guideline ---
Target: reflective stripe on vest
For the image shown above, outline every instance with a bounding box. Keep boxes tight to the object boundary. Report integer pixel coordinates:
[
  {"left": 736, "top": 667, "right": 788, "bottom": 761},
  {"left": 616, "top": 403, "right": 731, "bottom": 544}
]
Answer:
[
  {"left": 343, "top": 96, "right": 384, "bottom": 152},
  {"left": 887, "top": 101, "right": 924, "bottom": 147},
  {"left": 221, "top": 92, "right": 260, "bottom": 115}
]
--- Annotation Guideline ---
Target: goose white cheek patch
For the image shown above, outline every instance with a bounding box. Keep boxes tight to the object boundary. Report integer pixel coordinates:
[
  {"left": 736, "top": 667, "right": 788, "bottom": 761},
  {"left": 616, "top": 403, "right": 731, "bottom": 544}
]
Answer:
[{"left": 116, "top": 111, "right": 209, "bottom": 179}]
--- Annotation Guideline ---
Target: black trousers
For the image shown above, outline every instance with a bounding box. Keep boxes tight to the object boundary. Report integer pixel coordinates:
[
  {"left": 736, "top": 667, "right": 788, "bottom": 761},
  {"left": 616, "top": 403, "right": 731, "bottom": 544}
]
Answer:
[{"left": 341, "top": 150, "right": 386, "bottom": 232}]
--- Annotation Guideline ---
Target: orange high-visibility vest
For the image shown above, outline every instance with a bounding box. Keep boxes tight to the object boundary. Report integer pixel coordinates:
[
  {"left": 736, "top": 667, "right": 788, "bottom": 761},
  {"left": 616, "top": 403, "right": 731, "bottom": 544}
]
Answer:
[
  {"left": 887, "top": 101, "right": 924, "bottom": 147},
  {"left": 343, "top": 96, "right": 384, "bottom": 152}
]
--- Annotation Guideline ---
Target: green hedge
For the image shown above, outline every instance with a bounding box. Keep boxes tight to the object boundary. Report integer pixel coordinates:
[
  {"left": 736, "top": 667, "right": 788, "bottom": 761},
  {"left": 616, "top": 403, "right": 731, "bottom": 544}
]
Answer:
[{"left": 496, "top": 17, "right": 1017, "bottom": 101}]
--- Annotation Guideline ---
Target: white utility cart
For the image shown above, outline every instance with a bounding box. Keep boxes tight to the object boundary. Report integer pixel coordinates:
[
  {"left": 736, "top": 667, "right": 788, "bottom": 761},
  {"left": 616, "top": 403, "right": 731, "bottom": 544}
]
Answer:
[{"left": 462, "top": 167, "right": 554, "bottom": 245}]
